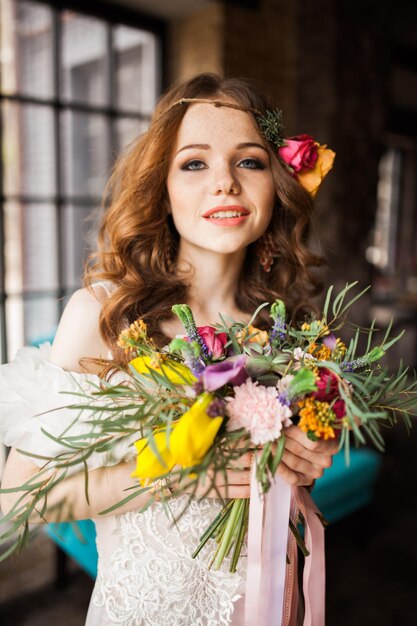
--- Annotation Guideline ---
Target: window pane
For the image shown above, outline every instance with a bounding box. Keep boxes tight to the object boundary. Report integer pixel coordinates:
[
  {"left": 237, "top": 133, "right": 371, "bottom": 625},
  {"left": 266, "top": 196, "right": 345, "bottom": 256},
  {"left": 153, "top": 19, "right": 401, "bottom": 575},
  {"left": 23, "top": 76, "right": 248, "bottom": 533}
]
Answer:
[
  {"left": 62, "top": 204, "right": 102, "bottom": 289},
  {"left": 4, "top": 201, "right": 23, "bottom": 295},
  {"left": 115, "top": 117, "right": 149, "bottom": 152},
  {"left": 24, "top": 296, "right": 58, "bottom": 345},
  {"left": 5, "top": 296, "right": 24, "bottom": 359},
  {"left": 114, "top": 25, "right": 159, "bottom": 114},
  {"left": 61, "top": 111, "right": 110, "bottom": 197},
  {"left": 0, "top": 304, "right": 6, "bottom": 363},
  {"left": 61, "top": 11, "right": 109, "bottom": 106},
  {"left": 6, "top": 295, "right": 58, "bottom": 353},
  {"left": 2, "top": 101, "right": 57, "bottom": 196},
  {"left": 0, "top": 0, "right": 54, "bottom": 98},
  {"left": 4, "top": 202, "right": 59, "bottom": 293}
]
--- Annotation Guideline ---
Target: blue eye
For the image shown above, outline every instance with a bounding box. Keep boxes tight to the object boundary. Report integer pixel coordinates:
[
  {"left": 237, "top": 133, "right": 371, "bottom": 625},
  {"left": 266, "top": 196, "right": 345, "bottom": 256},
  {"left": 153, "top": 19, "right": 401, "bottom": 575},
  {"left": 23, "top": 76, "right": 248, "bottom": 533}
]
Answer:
[
  {"left": 182, "top": 160, "right": 206, "bottom": 170},
  {"left": 238, "top": 158, "right": 264, "bottom": 169}
]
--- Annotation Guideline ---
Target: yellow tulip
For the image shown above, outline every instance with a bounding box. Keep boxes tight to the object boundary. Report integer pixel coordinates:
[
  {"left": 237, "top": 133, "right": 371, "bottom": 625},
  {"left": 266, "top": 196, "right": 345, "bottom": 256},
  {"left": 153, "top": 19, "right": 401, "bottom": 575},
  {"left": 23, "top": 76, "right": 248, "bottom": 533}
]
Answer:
[
  {"left": 131, "top": 430, "right": 175, "bottom": 486},
  {"left": 131, "top": 394, "right": 223, "bottom": 485},
  {"left": 130, "top": 355, "right": 197, "bottom": 385},
  {"left": 297, "top": 144, "right": 336, "bottom": 197},
  {"left": 169, "top": 393, "right": 223, "bottom": 468}
]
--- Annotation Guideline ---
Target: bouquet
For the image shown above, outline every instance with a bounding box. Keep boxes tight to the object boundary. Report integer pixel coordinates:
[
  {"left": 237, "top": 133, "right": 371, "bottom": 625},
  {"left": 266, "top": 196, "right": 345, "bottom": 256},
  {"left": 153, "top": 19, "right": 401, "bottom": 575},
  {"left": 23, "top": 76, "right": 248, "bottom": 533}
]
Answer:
[{"left": 1, "top": 283, "right": 416, "bottom": 622}]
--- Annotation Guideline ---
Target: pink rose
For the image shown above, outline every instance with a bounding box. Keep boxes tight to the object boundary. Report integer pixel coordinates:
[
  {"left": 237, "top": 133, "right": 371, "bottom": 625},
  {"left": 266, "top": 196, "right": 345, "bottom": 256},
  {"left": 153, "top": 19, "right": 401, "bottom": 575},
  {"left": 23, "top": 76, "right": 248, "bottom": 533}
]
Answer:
[
  {"left": 197, "top": 326, "right": 228, "bottom": 359},
  {"left": 278, "top": 134, "right": 319, "bottom": 173}
]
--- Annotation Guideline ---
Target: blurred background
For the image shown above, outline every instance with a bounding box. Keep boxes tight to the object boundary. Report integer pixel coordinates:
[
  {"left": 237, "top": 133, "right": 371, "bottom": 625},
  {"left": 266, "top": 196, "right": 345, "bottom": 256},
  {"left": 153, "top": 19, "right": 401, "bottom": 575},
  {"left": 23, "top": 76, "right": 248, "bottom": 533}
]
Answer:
[{"left": 0, "top": 0, "right": 416, "bottom": 624}]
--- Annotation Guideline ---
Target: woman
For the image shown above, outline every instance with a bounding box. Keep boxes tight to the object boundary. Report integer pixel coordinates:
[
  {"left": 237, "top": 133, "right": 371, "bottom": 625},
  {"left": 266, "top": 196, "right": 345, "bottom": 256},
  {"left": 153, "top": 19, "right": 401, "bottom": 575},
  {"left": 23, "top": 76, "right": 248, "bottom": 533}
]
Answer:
[{"left": 0, "top": 73, "right": 338, "bottom": 625}]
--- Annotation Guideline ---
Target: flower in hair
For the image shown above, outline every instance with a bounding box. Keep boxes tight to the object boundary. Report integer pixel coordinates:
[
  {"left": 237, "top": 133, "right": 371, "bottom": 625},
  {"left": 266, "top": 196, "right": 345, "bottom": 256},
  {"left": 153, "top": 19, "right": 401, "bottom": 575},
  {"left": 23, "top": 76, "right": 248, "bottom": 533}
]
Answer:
[
  {"left": 278, "top": 134, "right": 335, "bottom": 197},
  {"left": 255, "top": 109, "right": 286, "bottom": 149}
]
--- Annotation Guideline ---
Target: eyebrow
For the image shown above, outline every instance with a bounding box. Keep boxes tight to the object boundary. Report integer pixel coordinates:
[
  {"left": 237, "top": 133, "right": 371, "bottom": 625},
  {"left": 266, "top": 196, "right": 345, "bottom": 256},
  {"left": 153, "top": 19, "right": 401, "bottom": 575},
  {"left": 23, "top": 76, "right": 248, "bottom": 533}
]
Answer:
[{"left": 175, "top": 142, "right": 268, "bottom": 156}]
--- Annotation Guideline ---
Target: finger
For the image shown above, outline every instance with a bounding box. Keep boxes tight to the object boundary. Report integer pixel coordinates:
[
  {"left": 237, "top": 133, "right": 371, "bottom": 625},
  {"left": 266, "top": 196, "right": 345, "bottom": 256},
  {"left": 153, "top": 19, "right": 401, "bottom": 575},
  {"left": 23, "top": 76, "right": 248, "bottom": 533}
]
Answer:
[
  {"left": 284, "top": 436, "right": 334, "bottom": 469},
  {"left": 281, "top": 449, "right": 324, "bottom": 480},
  {"left": 228, "top": 451, "right": 254, "bottom": 469},
  {"left": 221, "top": 470, "right": 251, "bottom": 486},
  {"left": 285, "top": 425, "right": 339, "bottom": 454},
  {"left": 221, "top": 486, "right": 251, "bottom": 498},
  {"left": 207, "top": 484, "right": 251, "bottom": 499},
  {"left": 276, "top": 461, "right": 314, "bottom": 487},
  {"left": 202, "top": 469, "right": 251, "bottom": 487}
]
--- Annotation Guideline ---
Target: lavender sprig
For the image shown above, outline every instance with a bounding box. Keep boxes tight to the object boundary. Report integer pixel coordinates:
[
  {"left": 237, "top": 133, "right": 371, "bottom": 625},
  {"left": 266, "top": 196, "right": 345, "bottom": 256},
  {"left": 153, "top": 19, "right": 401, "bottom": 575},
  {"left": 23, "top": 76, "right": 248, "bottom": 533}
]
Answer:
[
  {"left": 169, "top": 338, "right": 205, "bottom": 377},
  {"left": 171, "top": 304, "right": 211, "bottom": 361},
  {"left": 269, "top": 299, "right": 287, "bottom": 347},
  {"left": 340, "top": 347, "right": 385, "bottom": 372}
]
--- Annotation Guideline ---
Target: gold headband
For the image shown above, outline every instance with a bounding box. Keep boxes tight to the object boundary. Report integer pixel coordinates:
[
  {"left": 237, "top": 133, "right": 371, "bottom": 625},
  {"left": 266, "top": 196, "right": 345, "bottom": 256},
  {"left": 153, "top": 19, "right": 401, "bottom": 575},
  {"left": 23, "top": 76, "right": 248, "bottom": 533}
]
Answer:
[
  {"left": 168, "top": 97, "right": 284, "bottom": 149},
  {"left": 166, "top": 96, "right": 336, "bottom": 197},
  {"left": 170, "top": 97, "right": 263, "bottom": 117}
]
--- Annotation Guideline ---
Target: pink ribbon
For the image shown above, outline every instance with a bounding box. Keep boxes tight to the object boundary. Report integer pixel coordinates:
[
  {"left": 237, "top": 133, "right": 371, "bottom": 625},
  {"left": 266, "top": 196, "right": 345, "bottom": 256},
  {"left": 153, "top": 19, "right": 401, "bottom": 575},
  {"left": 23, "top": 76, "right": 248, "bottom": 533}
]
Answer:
[{"left": 244, "top": 474, "right": 326, "bottom": 626}]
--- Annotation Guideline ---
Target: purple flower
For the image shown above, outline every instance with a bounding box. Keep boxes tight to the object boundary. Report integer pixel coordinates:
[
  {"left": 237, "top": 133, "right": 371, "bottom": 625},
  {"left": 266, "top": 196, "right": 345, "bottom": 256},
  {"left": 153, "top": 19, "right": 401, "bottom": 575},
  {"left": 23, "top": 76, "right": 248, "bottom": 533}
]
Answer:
[
  {"left": 323, "top": 333, "right": 337, "bottom": 350},
  {"left": 202, "top": 355, "right": 248, "bottom": 391}
]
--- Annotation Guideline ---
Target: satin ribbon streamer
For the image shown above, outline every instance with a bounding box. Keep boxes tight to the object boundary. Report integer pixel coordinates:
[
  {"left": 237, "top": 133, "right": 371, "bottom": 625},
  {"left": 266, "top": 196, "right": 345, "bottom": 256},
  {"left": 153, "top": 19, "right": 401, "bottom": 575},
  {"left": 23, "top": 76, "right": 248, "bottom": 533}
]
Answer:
[{"left": 244, "top": 470, "right": 325, "bottom": 626}]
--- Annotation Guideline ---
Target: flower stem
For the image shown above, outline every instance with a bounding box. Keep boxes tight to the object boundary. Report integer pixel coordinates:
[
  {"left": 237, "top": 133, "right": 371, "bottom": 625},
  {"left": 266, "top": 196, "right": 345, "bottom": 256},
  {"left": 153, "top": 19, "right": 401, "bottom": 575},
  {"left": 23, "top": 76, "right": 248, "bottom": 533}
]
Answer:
[
  {"left": 230, "top": 498, "right": 249, "bottom": 573},
  {"left": 192, "top": 500, "right": 234, "bottom": 559},
  {"left": 212, "top": 498, "right": 243, "bottom": 570}
]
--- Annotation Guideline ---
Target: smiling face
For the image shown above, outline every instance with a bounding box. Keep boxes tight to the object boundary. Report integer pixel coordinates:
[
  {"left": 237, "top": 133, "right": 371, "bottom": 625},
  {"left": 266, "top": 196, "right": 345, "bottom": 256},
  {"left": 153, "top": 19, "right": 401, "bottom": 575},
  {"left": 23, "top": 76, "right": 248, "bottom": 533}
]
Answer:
[{"left": 166, "top": 100, "right": 276, "bottom": 256}]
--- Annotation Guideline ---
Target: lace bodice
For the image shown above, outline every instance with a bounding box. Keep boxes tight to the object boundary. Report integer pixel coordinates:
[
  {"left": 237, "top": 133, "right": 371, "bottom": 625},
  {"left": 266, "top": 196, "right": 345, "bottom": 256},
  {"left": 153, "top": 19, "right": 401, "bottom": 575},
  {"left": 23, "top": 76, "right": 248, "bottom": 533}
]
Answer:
[
  {"left": 89, "top": 496, "right": 247, "bottom": 626},
  {"left": 0, "top": 280, "right": 249, "bottom": 625}
]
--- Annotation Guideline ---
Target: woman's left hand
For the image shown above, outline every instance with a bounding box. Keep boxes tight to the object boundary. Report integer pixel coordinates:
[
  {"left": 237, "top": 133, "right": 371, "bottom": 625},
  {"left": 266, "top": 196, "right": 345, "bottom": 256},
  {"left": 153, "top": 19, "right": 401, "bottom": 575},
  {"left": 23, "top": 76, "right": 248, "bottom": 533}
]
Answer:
[{"left": 276, "top": 425, "right": 339, "bottom": 487}]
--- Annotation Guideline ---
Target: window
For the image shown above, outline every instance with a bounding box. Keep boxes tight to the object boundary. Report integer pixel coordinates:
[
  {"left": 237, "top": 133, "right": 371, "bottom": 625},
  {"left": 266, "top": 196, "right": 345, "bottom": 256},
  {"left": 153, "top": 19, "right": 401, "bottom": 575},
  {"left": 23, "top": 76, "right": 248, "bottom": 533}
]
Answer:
[{"left": 0, "top": 0, "right": 163, "bottom": 361}]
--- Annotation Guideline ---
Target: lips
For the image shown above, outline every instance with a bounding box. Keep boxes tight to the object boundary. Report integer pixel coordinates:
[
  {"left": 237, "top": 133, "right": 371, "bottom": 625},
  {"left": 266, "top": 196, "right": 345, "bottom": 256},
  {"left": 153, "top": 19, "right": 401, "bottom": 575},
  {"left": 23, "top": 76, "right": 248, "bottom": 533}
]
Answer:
[
  {"left": 202, "top": 205, "right": 250, "bottom": 227},
  {"left": 203, "top": 204, "right": 250, "bottom": 220}
]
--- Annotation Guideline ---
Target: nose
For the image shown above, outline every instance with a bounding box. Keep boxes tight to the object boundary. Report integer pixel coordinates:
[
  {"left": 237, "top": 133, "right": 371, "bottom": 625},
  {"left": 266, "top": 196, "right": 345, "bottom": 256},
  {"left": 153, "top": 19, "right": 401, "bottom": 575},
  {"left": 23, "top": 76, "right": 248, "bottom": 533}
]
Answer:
[{"left": 211, "top": 161, "right": 241, "bottom": 195}]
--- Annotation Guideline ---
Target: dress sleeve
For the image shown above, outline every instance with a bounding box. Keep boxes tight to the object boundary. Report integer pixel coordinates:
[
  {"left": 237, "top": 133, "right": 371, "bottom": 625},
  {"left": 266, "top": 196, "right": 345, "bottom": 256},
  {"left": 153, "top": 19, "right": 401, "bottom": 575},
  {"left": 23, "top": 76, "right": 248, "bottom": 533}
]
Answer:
[{"left": 0, "top": 342, "right": 135, "bottom": 471}]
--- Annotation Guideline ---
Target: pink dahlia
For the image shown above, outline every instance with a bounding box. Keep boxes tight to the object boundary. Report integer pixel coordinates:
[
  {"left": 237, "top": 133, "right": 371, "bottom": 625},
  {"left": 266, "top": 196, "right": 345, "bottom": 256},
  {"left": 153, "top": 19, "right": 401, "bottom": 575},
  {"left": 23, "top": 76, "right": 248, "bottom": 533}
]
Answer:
[{"left": 225, "top": 379, "right": 292, "bottom": 445}]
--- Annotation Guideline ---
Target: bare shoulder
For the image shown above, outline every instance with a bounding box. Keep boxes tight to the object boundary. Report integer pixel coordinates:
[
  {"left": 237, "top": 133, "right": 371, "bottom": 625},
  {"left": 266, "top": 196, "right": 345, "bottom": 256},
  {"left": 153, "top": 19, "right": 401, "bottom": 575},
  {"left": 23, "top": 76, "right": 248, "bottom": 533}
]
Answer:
[{"left": 49, "top": 286, "right": 111, "bottom": 372}]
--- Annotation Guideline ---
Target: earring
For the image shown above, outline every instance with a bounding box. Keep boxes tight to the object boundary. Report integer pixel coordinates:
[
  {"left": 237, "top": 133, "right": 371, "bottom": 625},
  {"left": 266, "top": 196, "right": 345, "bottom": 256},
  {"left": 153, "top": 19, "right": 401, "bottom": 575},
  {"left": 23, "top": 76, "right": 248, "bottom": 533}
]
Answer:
[{"left": 255, "top": 230, "right": 279, "bottom": 273}]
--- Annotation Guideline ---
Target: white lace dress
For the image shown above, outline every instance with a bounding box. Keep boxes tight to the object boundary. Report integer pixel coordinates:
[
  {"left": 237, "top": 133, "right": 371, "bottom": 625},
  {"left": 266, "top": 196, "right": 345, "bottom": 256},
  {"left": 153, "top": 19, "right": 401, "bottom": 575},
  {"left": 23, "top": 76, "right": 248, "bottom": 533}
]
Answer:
[{"left": 0, "top": 283, "right": 247, "bottom": 626}]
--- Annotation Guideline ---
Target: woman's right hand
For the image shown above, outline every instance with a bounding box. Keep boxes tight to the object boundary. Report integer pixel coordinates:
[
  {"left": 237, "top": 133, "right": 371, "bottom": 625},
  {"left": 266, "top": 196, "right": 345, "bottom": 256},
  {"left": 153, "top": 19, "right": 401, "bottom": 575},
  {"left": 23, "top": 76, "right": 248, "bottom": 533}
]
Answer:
[{"left": 178, "top": 451, "right": 253, "bottom": 500}]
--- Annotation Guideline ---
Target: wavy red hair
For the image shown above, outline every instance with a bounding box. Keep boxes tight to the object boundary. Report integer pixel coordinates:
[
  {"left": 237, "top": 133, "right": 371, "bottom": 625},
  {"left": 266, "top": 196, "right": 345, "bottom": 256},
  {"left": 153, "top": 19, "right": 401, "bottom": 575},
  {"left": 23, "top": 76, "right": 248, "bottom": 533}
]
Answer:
[{"left": 84, "top": 73, "right": 326, "bottom": 359}]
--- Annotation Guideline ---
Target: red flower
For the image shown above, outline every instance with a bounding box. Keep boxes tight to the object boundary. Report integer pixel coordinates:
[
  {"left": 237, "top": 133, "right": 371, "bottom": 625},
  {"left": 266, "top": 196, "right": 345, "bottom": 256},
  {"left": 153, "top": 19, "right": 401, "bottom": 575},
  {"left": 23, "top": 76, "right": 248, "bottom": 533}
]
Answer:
[
  {"left": 314, "top": 368, "right": 339, "bottom": 400},
  {"left": 313, "top": 369, "right": 346, "bottom": 422},
  {"left": 333, "top": 399, "right": 346, "bottom": 421},
  {"left": 278, "top": 134, "right": 319, "bottom": 173},
  {"left": 197, "top": 326, "right": 228, "bottom": 359}
]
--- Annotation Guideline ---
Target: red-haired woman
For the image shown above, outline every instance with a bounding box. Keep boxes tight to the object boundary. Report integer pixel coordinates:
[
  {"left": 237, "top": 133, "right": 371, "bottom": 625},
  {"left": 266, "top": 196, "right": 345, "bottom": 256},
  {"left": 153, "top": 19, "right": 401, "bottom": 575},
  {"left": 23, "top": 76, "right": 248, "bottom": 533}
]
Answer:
[{"left": 0, "top": 73, "right": 338, "bottom": 625}]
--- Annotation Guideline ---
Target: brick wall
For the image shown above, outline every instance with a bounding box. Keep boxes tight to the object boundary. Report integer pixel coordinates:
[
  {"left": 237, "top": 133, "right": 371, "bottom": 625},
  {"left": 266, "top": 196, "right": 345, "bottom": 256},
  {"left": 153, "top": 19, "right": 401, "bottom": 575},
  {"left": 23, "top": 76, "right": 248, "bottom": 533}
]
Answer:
[
  {"left": 166, "top": 0, "right": 404, "bottom": 319},
  {"left": 167, "top": 4, "right": 224, "bottom": 83}
]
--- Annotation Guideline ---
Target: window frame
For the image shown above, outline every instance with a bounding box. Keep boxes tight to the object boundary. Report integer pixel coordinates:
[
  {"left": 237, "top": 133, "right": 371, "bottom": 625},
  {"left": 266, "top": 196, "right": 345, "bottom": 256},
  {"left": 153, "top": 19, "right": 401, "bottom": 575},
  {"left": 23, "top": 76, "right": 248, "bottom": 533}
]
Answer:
[{"left": 0, "top": 0, "right": 167, "bottom": 362}]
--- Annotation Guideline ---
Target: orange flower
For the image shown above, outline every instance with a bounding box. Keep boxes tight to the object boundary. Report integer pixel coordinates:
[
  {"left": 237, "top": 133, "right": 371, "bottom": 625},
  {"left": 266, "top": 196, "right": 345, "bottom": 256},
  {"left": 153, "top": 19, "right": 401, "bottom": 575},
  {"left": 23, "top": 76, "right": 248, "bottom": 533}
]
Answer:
[
  {"left": 236, "top": 325, "right": 269, "bottom": 347},
  {"left": 298, "top": 397, "right": 336, "bottom": 440},
  {"left": 297, "top": 144, "right": 336, "bottom": 197}
]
